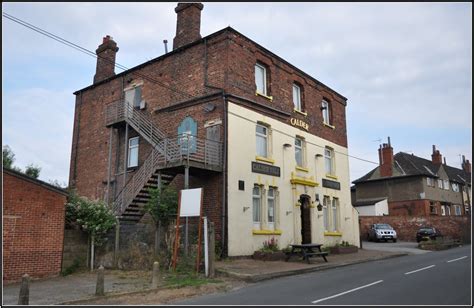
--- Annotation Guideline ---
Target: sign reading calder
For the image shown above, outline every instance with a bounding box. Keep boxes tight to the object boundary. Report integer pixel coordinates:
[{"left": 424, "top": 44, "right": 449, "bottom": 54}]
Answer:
[{"left": 251, "top": 162, "right": 281, "bottom": 177}]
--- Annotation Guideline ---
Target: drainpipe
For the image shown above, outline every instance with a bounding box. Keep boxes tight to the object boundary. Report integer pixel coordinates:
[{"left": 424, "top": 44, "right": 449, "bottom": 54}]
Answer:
[
  {"left": 204, "top": 36, "right": 228, "bottom": 257},
  {"left": 72, "top": 92, "right": 83, "bottom": 188}
]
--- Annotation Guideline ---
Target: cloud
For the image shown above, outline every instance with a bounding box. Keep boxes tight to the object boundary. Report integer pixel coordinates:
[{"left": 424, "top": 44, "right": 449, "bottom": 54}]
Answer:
[{"left": 2, "top": 2, "right": 472, "bottom": 185}]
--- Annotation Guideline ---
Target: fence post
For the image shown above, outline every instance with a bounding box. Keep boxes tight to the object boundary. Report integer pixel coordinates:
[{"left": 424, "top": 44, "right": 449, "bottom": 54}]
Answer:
[
  {"left": 95, "top": 265, "right": 105, "bottom": 296},
  {"left": 152, "top": 261, "right": 160, "bottom": 288},
  {"left": 18, "top": 273, "right": 30, "bottom": 305},
  {"left": 208, "top": 222, "right": 215, "bottom": 278}
]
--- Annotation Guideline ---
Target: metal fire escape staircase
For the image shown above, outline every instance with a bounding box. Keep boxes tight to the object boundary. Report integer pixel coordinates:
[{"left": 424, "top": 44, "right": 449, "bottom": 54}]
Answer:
[{"left": 105, "top": 100, "right": 222, "bottom": 222}]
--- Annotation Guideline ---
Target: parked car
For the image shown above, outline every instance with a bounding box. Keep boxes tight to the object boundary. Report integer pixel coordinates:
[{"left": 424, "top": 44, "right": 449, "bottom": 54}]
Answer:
[
  {"left": 367, "top": 223, "right": 397, "bottom": 242},
  {"left": 416, "top": 227, "right": 442, "bottom": 242}
]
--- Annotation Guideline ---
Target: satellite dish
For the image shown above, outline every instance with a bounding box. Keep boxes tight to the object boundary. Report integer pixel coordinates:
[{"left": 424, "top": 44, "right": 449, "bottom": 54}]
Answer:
[{"left": 203, "top": 103, "right": 215, "bottom": 112}]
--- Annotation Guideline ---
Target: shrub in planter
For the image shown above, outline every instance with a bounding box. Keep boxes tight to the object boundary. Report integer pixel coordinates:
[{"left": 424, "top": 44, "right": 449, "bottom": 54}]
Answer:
[
  {"left": 252, "top": 237, "right": 286, "bottom": 261},
  {"left": 329, "top": 241, "right": 358, "bottom": 254}
]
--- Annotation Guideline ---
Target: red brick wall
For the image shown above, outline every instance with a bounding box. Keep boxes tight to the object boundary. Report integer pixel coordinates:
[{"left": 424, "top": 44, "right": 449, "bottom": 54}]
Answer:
[
  {"left": 3, "top": 170, "right": 67, "bottom": 283},
  {"left": 360, "top": 215, "right": 471, "bottom": 242},
  {"left": 388, "top": 199, "right": 430, "bottom": 216}
]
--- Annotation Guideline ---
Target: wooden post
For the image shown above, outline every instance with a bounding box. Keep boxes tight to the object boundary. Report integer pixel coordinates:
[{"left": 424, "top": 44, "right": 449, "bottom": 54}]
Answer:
[
  {"left": 195, "top": 188, "right": 204, "bottom": 273},
  {"left": 152, "top": 261, "right": 160, "bottom": 288},
  {"left": 171, "top": 191, "right": 182, "bottom": 270},
  {"left": 208, "top": 222, "right": 215, "bottom": 278},
  {"left": 95, "top": 265, "right": 105, "bottom": 296},
  {"left": 114, "top": 219, "right": 120, "bottom": 268},
  {"left": 18, "top": 273, "right": 30, "bottom": 305}
]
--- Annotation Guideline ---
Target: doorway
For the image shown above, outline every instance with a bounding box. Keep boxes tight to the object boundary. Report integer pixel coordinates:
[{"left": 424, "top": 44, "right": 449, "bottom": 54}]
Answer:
[{"left": 300, "top": 194, "right": 312, "bottom": 244}]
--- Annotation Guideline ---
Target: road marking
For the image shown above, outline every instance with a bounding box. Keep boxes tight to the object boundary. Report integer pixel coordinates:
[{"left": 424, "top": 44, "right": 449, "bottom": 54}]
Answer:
[
  {"left": 311, "top": 280, "right": 383, "bottom": 304},
  {"left": 404, "top": 265, "right": 435, "bottom": 275},
  {"left": 447, "top": 256, "right": 468, "bottom": 263}
]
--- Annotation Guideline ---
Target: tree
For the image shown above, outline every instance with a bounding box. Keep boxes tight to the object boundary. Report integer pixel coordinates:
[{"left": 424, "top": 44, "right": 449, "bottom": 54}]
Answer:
[
  {"left": 66, "top": 191, "right": 116, "bottom": 270},
  {"left": 25, "top": 164, "right": 41, "bottom": 179},
  {"left": 144, "top": 186, "right": 179, "bottom": 265},
  {"left": 3, "top": 145, "right": 15, "bottom": 169}
]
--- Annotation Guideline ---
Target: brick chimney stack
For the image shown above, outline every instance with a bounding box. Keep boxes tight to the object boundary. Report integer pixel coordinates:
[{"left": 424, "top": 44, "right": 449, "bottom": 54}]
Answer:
[
  {"left": 94, "top": 35, "right": 119, "bottom": 84},
  {"left": 378, "top": 137, "right": 394, "bottom": 177},
  {"left": 431, "top": 145, "right": 442, "bottom": 165},
  {"left": 461, "top": 155, "right": 471, "bottom": 174},
  {"left": 173, "top": 3, "right": 204, "bottom": 50}
]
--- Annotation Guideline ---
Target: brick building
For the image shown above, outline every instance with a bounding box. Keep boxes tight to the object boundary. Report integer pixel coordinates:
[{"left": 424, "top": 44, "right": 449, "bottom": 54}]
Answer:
[
  {"left": 69, "top": 2, "right": 359, "bottom": 256},
  {"left": 3, "top": 168, "right": 67, "bottom": 283},
  {"left": 352, "top": 138, "right": 472, "bottom": 217}
]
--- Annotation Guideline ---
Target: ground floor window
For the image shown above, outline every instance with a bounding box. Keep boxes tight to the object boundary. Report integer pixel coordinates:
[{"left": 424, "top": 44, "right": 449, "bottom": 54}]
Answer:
[
  {"left": 454, "top": 204, "right": 462, "bottom": 216},
  {"left": 267, "top": 187, "right": 275, "bottom": 230},
  {"left": 429, "top": 202, "right": 437, "bottom": 215},
  {"left": 331, "top": 198, "right": 339, "bottom": 232},
  {"left": 323, "top": 196, "right": 330, "bottom": 231},
  {"left": 253, "top": 185, "right": 262, "bottom": 229},
  {"left": 127, "top": 137, "right": 139, "bottom": 168}
]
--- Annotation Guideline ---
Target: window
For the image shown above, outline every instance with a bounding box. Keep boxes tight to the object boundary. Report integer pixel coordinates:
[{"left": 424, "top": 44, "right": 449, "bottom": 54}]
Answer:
[
  {"left": 255, "top": 63, "right": 267, "bottom": 96},
  {"left": 452, "top": 183, "right": 459, "bottom": 192},
  {"left": 252, "top": 186, "right": 262, "bottom": 229},
  {"left": 427, "top": 177, "right": 434, "bottom": 187},
  {"left": 443, "top": 180, "right": 450, "bottom": 190},
  {"left": 445, "top": 205, "right": 451, "bottom": 216},
  {"left": 322, "top": 99, "right": 330, "bottom": 124},
  {"left": 429, "top": 202, "right": 437, "bottom": 215},
  {"left": 267, "top": 187, "right": 276, "bottom": 230},
  {"left": 127, "top": 137, "right": 139, "bottom": 168},
  {"left": 454, "top": 205, "right": 462, "bottom": 216},
  {"left": 323, "top": 196, "right": 330, "bottom": 231},
  {"left": 440, "top": 205, "right": 446, "bottom": 216},
  {"left": 295, "top": 137, "right": 304, "bottom": 167},
  {"left": 438, "top": 179, "right": 443, "bottom": 189},
  {"left": 331, "top": 198, "right": 339, "bottom": 232},
  {"left": 256, "top": 124, "right": 268, "bottom": 158},
  {"left": 325, "top": 147, "right": 335, "bottom": 175},
  {"left": 125, "top": 85, "right": 143, "bottom": 108},
  {"left": 293, "top": 84, "right": 302, "bottom": 111}
]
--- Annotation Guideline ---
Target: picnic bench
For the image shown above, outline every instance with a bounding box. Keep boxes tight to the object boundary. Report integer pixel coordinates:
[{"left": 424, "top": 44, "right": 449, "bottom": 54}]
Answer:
[{"left": 285, "top": 243, "right": 328, "bottom": 264}]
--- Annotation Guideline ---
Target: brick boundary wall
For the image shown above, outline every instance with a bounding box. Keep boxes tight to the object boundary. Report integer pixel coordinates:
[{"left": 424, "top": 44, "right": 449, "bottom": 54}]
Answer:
[
  {"left": 3, "top": 168, "right": 67, "bottom": 283},
  {"left": 359, "top": 216, "right": 471, "bottom": 243}
]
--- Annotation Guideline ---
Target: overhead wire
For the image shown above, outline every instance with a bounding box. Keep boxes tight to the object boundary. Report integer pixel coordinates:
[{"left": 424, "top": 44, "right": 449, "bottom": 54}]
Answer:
[{"left": 3, "top": 11, "right": 379, "bottom": 166}]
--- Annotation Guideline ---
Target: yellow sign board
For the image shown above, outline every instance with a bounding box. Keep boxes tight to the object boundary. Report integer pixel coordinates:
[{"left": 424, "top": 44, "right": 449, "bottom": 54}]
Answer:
[{"left": 290, "top": 118, "right": 309, "bottom": 131}]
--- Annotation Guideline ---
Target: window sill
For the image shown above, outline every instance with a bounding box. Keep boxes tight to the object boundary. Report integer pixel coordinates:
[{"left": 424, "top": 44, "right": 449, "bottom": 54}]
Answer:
[
  {"left": 324, "top": 231, "right": 342, "bottom": 236},
  {"left": 256, "top": 156, "right": 275, "bottom": 164},
  {"left": 252, "top": 229, "right": 282, "bottom": 235},
  {"left": 293, "top": 109, "right": 307, "bottom": 116},
  {"left": 256, "top": 92, "right": 273, "bottom": 101},
  {"left": 325, "top": 174, "right": 338, "bottom": 180},
  {"left": 290, "top": 176, "right": 319, "bottom": 187},
  {"left": 323, "top": 122, "right": 336, "bottom": 130},
  {"left": 295, "top": 166, "right": 309, "bottom": 173}
]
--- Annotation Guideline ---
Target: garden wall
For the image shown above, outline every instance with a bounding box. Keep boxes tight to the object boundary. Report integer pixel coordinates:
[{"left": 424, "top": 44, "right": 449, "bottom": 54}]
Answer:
[{"left": 359, "top": 216, "right": 471, "bottom": 243}]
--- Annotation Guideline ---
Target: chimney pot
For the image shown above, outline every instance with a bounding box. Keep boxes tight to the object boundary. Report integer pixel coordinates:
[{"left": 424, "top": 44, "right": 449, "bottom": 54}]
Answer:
[{"left": 379, "top": 139, "right": 394, "bottom": 177}]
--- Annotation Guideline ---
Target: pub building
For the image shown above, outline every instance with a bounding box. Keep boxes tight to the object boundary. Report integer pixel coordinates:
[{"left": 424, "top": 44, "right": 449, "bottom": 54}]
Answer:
[{"left": 69, "top": 2, "right": 359, "bottom": 257}]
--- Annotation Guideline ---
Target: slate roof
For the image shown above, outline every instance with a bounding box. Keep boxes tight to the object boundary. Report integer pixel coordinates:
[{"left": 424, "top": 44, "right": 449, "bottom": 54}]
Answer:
[{"left": 353, "top": 152, "right": 471, "bottom": 185}]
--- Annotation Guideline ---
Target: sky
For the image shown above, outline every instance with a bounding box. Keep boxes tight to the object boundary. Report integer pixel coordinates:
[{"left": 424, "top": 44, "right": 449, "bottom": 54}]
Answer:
[{"left": 2, "top": 2, "right": 472, "bottom": 186}]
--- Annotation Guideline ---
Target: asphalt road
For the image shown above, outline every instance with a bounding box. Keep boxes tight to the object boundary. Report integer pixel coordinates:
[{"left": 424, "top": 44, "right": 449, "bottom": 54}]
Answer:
[{"left": 174, "top": 245, "right": 471, "bottom": 305}]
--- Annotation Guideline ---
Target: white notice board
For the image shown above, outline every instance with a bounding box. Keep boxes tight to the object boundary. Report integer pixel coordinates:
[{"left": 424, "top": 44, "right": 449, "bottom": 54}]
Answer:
[{"left": 180, "top": 188, "right": 202, "bottom": 217}]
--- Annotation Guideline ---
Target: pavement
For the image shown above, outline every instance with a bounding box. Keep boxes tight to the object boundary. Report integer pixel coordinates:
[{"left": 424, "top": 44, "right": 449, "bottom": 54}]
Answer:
[
  {"left": 2, "top": 244, "right": 416, "bottom": 305},
  {"left": 361, "top": 240, "right": 431, "bottom": 255}
]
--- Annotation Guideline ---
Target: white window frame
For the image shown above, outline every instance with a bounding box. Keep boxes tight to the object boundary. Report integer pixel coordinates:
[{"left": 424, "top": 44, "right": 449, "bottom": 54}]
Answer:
[
  {"left": 127, "top": 137, "right": 139, "bottom": 168},
  {"left": 441, "top": 205, "right": 446, "bottom": 216},
  {"left": 322, "top": 99, "right": 330, "bottom": 124},
  {"left": 323, "top": 196, "right": 330, "bottom": 231},
  {"left": 331, "top": 198, "right": 339, "bottom": 232},
  {"left": 443, "top": 180, "right": 450, "bottom": 190},
  {"left": 267, "top": 187, "right": 276, "bottom": 230},
  {"left": 438, "top": 179, "right": 443, "bottom": 189},
  {"left": 124, "top": 84, "right": 143, "bottom": 108},
  {"left": 429, "top": 202, "right": 437, "bottom": 214},
  {"left": 293, "top": 84, "right": 302, "bottom": 111},
  {"left": 295, "top": 137, "right": 304, "bottom": 167},
  {"left": 427, "top": 177, "right": 434, "bottom": 187},
  {"left": 256, "top": 124, "right": 268, "bottom": 158},
  {"left": 325, "top": 147, "right": 335, "bottom": 175},
  {"left": 255, "top": 63, "right": 267, "bottom": 96},
  {"left": 452, "top": 183, "right": 459, "bottom": 192},
  {"left": 252, "top": 185, "right": 262, "bottom": 229}
]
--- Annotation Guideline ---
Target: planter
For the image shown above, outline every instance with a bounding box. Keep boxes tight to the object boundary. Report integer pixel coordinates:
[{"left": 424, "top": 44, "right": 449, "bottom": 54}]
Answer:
[
  {"left": 329, "top": 245, "right": 358, "bottom": 254},
  {"left": 252, "top": 251, "right": 287, "bottom": 261}
]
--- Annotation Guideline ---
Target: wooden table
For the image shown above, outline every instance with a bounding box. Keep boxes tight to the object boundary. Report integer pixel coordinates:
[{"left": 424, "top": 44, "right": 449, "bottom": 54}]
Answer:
[{"left": 285, "top": 244, "right": 328, "bottom": 264}]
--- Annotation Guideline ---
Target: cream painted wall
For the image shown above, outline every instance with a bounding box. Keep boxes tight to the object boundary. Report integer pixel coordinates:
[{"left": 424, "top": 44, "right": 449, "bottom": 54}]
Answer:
[
  {"left": 227, "top": 102, "right": 360, "bottom": 256},
  {"left": 355, "top": 199, "right": 388, "bottom": 216}
]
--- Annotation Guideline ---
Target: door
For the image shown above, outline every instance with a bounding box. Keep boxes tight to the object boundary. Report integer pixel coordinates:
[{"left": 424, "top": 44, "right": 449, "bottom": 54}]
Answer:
[{"left": 300, "top": 195, "right": 312, "bottom": 244}]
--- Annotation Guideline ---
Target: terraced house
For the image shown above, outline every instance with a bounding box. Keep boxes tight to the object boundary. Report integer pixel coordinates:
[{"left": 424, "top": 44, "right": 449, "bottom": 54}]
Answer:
[
  {"left": 353, "top": 139, "right": 472, "bottom": 217},
  {"left": 69, "top": 2, "right": 359, "bottom": 257}
]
